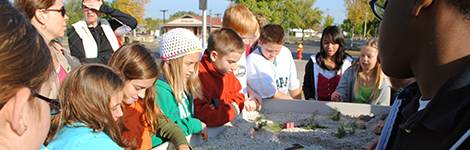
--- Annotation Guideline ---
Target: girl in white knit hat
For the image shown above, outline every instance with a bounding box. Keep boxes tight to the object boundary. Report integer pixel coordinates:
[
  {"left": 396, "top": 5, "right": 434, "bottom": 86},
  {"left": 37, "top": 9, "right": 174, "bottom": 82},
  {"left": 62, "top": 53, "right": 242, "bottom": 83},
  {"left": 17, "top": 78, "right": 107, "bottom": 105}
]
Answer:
[{"left": 154, "top": 28, "right": 209, "bottom": 145}]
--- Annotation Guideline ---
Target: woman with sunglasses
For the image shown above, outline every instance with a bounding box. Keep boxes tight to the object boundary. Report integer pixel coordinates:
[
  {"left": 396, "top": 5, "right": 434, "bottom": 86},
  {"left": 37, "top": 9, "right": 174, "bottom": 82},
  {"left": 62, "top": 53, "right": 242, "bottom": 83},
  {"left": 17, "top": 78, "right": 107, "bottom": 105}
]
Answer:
[
  {"left": 0, "top": 0, "right": 57, "bottom": 149},
  {"left": 15, "top": 0, "right": 79, "bottom": 99},
  {"left": 45, "top": 64, "right": 127, "bottom": 149},
  {"left": 68, "top": 0, "right": 137, "bottom": 65}
]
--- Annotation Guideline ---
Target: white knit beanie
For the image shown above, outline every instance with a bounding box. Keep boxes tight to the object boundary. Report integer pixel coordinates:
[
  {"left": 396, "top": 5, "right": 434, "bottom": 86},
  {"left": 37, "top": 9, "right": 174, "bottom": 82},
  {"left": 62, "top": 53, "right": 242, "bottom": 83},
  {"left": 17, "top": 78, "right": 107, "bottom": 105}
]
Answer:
[{"left": 160, "top": 28, "right": 202, "bottom": 61}]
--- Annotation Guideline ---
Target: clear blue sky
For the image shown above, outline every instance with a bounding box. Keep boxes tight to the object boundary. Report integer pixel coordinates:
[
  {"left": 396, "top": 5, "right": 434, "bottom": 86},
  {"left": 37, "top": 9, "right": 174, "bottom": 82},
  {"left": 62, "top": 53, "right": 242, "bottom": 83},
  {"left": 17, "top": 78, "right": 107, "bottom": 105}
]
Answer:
[
  {"left": 143, "top": 0, "right": 346, "bottom": 25},
  {"left": 12, "top": 0, "right": 346, "bottom": 25},
  {"left": 8, "top": 0, "right": 347, "bottom": 24}
]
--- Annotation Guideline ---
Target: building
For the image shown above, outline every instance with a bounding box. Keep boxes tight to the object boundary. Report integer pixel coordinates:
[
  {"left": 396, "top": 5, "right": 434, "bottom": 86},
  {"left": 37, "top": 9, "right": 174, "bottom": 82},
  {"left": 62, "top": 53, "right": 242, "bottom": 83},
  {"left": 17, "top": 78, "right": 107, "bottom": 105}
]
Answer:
[
  {"left": 290, "top": 28, "right": 318, "bottom": 38},
  {"left": 161, "top": 14, "right": 222, "bottom": 36}
]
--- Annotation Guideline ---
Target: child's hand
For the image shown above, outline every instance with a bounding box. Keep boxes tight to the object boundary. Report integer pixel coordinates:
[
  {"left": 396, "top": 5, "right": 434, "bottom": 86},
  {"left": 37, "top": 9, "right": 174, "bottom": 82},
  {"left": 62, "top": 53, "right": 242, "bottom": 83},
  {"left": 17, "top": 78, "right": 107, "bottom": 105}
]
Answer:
[
  {"left": 248, "top": 86, "right": 263, "bottom": 110},
  {"left": 177, "top": 144, "right": 191, "bottom": 150},
  {"left": 210, "top": 103, "right": 216, "bottom": 109},
  {"left": 244, "top": 98, "right": 258, "bottom": 112},
  {"left": 199, "top": 122, "right": 208, "bottom": 141},
  {"left": 331, "top": 91, "right": 342, "bottom": 102},
  {"left": 230, "top": 102, "right": 240, "bottom": 115},
  {"left": 368, "top": 136, "right": 380, "bottom": 150}
]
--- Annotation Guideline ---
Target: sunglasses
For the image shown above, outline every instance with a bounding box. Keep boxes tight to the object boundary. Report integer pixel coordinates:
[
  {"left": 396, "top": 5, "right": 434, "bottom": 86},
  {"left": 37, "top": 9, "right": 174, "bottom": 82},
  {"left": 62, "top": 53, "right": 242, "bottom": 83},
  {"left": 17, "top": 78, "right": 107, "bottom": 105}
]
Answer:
[
  {"left": 32, "top": 91, "right": 62, "bottom": 115},
  {"left": 42, "top": 6, "right": 66, "bottom": 17},
  {"left": 369, "top": 0, "right": 387, "bottom": 20}
]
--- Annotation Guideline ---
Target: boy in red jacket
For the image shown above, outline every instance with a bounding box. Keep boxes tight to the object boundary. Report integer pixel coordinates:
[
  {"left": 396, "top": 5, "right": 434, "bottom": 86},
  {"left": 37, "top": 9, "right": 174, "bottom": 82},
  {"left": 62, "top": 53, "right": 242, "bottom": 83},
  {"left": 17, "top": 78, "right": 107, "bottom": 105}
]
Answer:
[{"left": 194, "top": 28, "right": 249, "bottom": 127}]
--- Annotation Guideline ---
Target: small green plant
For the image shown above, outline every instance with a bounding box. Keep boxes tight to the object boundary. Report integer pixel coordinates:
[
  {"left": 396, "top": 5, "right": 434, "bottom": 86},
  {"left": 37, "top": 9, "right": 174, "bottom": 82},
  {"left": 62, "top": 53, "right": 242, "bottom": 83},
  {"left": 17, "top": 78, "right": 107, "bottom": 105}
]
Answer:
[
  {"left": 334, "top": 122, "right": 348, "bottom": 139},
  {"left": 254, "top": 116, "right": 268, "bottom": 131},
  {"left": 305, "top": 122, "right": 328, "bottom": 130},
  {"left": 328, "top": 107, "right": 341, "bottom": 121},
  {"left": 255, "top": 120, "right": 268, "bottom": 131},
  {"left": 349, "top": 122, "right": 357, "bottom": 135},
  {"left": 299, "top": 110, "right": 328, "bottom": 130},
  {"left": 310, "top": 110, "right": 319, "bottom": 122},
  {"left": 334, "top": 122, "right": 356, "bottom": 139},
  {"left": 256, "top": 116, "right": 265, "bottom": 122},
  {"left": 266, "top": 122, "right": 284, "bottom": 131}
]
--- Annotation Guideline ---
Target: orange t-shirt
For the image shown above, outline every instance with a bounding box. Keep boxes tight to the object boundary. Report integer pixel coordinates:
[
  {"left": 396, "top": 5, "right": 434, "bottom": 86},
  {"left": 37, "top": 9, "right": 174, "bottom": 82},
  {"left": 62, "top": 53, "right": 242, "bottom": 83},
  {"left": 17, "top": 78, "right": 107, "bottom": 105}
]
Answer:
[{"left": 122, "top": 102, "right": 152, "bottom": 150}]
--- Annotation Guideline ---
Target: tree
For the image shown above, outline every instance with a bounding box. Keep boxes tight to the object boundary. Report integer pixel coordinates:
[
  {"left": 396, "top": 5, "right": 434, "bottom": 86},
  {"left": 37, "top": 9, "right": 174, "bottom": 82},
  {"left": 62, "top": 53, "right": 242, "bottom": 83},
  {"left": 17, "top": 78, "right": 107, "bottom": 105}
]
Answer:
[
  {"left": 64, "top": 0, "right": 83, "bottom": 29},
  {"left": 323, "top": 15, "right": 334, "bottom": 29},
  {"left": 231, "top": 0, "right": 323, "bottom": 41},
  {"left": 143, "top": 17, "right": 162, "bottom": 34},
  {"left": 292, "top": 0, "right": 323, "bottom": 41},
  {"left": 168, "top": 11, "right": 199, "bottom": 21},
  {"left": 344, "top": 0, "right": 385, "bottom": 39},
  {"left": 112, "top": 0, "right": 151, "bottom": 26}
]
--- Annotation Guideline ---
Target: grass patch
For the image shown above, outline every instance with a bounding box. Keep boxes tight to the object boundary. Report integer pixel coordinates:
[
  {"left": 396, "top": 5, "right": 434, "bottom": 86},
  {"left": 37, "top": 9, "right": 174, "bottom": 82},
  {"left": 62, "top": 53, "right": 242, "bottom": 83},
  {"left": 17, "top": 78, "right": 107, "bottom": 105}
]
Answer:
[{"left": 328, "top": 107, "right": 341, "bottom": 121}]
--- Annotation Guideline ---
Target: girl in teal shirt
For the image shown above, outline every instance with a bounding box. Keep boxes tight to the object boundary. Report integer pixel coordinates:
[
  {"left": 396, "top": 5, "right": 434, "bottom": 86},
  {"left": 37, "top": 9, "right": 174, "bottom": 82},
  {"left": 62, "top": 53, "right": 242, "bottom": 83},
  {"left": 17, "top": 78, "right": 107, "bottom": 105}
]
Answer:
[{"left": 153, "top": 28, "right": 208, "bottom": 145}]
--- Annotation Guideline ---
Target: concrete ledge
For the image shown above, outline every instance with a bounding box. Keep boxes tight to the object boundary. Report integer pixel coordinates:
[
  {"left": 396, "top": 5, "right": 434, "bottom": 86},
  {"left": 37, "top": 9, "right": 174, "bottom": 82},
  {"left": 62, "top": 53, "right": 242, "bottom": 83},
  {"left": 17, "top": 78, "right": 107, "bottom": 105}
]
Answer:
[{"left": 262, "top": 99, "right": 391, "bottom": 116}]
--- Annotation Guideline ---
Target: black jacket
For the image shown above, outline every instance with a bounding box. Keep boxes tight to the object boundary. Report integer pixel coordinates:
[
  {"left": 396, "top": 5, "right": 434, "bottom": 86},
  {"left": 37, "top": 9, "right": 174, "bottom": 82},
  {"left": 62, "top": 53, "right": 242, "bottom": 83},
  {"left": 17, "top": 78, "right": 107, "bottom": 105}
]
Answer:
[
  {"left": 67, "top": 4, "right": 137, "bottom": 65},
  {"left": 386, "top": 65, "right": 470, "bottom": 149}
]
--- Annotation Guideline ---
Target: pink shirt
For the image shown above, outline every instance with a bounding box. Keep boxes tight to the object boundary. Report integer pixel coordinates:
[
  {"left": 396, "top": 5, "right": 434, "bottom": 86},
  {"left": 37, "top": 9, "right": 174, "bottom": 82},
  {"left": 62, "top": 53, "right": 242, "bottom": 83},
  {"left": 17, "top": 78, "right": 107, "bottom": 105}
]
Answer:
[{"left": 57, "top": 65, "right": 67, "bottom": 85}]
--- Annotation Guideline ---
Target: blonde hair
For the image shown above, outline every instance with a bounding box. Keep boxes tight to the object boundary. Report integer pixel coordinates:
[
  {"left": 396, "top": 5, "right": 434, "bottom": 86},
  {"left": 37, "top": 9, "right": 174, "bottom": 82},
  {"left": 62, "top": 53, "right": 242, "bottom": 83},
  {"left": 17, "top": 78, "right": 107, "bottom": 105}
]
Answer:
[
  {"left": 222, "top": 4, "right": 257, "bottom": 36},
  {"left": 160, "top": 56, "right": 202, "bottom": 103},
  {"left": 46, "top": 64, "right": 126, "bottom": 148},
  {"left": 253, "top": 13, "right": 267, "bottom": 28},
  {"left": 108, "top": 43, "right": 161, "bottom": 134},
  {"left": 353, "top": 38, "right": 384, "bottom": 102}
]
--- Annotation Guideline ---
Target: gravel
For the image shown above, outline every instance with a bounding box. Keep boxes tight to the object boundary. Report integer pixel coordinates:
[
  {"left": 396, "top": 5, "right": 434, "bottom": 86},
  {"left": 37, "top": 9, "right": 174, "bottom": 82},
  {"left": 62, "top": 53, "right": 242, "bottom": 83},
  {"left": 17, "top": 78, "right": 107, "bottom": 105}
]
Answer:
[{"left": 194, "top": 110, "right": 381, "bottom": 150}]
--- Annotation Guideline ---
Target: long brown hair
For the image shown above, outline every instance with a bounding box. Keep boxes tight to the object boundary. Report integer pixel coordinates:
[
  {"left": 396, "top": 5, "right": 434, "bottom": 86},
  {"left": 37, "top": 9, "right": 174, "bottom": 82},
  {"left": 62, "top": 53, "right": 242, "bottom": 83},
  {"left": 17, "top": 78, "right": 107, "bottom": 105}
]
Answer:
[
  {"left": 46, "top": 64, "right": 126, "bottom": 148},
  {"left": 0, "top": 0, "right": 53, "bottom": 112},
  {"left": 160, "top": 56, "right": 202, "bottom": 103},
  {"left": 108, "top": 43, "right": 161, "bottom": 134},
  {"left": 14, "top": 0, "right": 55, "bottom": 20}
]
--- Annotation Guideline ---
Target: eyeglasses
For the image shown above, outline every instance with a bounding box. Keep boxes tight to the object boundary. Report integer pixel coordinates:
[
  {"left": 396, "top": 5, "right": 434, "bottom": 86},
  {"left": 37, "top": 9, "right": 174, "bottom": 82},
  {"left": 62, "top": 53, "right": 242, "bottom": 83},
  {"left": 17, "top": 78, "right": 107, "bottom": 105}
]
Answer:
[
  {"left": 32, "top": 91, "right": 62, "bottom": 115},
  {"left": 369, "top": 0, "right": 386, "bottom": 20},
  {"left": 240, "top": 35, "right": 254, "bottom": 43},
  {"left": 42, "top": 6, "right": 66, "bottom": 17}
]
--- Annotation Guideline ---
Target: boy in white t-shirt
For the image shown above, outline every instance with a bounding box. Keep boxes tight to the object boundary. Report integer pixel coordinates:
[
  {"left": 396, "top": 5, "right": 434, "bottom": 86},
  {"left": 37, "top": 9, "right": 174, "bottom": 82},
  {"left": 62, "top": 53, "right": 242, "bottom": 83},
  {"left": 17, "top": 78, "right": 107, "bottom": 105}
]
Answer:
[{"left": 246, "top": 24, "right": 301, "bottom": 99}]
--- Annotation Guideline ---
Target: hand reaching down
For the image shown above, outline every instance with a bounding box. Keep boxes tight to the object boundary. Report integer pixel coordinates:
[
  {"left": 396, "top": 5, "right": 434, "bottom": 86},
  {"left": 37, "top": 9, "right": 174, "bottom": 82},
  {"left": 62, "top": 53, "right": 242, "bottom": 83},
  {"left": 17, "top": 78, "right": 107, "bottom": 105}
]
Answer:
[
  {"left": 331, "top": 91, "right": 342, "bottom": 102},
  {"left": 199, "top": 122, "right": 208, "bottom": 141}
]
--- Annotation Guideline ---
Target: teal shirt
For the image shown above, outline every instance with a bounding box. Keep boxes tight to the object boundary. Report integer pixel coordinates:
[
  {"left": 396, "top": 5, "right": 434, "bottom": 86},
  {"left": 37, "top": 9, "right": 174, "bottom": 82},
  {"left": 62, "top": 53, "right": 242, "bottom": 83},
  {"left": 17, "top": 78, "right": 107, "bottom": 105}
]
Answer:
[
  {"left": 46, "top": 122, "right": 124, "bottom": 150},
  {"left": 152, "top": 79, "right": 202, "bottom": 146},
  {"left": 354, "top": 86, "right": 374, "bottom": 103}
]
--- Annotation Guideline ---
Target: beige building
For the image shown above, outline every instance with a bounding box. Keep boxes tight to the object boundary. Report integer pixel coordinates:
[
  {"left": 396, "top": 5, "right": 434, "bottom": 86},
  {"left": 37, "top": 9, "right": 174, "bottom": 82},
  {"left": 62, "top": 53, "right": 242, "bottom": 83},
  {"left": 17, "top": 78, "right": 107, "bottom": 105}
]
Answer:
[{"left": 161, "top": 14, "right": 222, "bottom": 36}]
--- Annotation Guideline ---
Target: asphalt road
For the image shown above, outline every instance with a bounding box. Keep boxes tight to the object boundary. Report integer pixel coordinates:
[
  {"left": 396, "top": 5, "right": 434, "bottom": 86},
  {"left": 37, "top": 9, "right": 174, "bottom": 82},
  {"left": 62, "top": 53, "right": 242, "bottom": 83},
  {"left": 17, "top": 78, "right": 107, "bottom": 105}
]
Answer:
[{"left": 63, "top": 39, "right": 363, "bottom": 89}]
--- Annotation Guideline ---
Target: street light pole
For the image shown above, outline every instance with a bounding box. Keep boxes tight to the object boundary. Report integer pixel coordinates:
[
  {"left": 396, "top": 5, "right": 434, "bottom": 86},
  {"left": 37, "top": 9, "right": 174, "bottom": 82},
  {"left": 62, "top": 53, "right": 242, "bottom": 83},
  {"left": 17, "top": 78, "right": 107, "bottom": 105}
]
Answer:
[
  {"left": 160, "top": 10, "right": 168, "bottom": 35},
  {"left": 363, "top": 12, "right": 368, "bottom": 39},
  {"left": 210, "top": 10, "right": 212, "bottom": 33},
  {"left": 161, "top": 10, "right": 168, "bottom": 23}
]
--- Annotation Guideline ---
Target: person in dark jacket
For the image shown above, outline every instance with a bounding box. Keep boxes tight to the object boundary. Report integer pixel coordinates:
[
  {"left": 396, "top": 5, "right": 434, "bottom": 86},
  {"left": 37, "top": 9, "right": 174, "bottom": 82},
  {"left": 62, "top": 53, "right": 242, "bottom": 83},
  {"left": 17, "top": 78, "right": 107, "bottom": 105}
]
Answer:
[
  {"left": 68, "top": 0, "right": 137, "bottom": 64},
  {"left": 369, "top": 0, "right": 470, "bottom": 149}
]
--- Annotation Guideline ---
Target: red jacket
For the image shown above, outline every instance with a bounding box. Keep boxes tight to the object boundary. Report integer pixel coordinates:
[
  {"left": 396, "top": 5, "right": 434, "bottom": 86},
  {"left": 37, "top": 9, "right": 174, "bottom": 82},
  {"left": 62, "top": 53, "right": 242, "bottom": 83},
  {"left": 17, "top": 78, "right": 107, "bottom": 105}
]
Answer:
[{"left": 194, "top": 53, "right": 245, "bottom": 127}]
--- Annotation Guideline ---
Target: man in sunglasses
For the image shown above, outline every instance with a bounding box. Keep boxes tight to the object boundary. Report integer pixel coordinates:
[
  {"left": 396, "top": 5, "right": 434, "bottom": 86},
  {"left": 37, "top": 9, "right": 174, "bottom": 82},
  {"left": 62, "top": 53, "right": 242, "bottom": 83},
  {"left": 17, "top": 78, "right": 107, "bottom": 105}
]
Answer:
[
  {"left": 368, "top": 0, "right": 470, "bottom": 149},
  {"left": 68, "top": 0, "right": 137, "bottom": 65}
]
